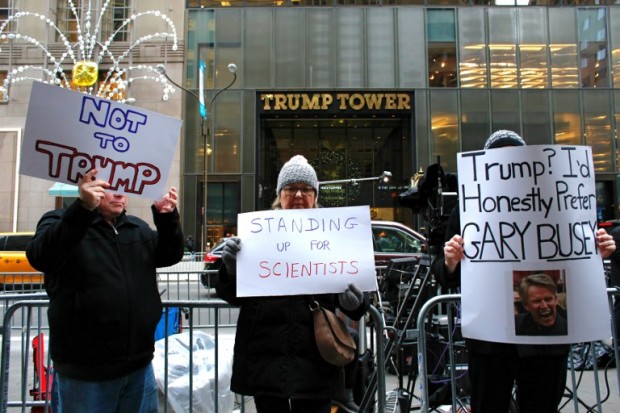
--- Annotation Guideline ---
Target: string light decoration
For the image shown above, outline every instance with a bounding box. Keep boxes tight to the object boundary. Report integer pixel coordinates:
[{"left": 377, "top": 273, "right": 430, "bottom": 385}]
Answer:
[{"left": 0, "top": 1, "right": 179, "bottom": 103}]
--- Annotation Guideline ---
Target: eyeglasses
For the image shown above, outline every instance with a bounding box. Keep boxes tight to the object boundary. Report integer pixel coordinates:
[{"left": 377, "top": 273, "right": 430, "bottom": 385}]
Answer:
[{"left": 282, "top": 186, "right": 315, "bottom": 196}]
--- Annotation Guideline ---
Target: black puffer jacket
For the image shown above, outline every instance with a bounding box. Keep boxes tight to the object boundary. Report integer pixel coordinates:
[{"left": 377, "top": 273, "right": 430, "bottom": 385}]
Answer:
[
  {"left": 216, "top": 264, "right": 368, "bottom": 399},
  {"left": 26, "top": 199, "right": 184, "bottom": 381}
]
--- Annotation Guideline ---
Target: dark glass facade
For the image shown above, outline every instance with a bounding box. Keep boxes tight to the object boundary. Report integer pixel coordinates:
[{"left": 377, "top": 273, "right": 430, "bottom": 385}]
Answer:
[{"left": 181, "top": 5, "right": 620, "bottom": 250}]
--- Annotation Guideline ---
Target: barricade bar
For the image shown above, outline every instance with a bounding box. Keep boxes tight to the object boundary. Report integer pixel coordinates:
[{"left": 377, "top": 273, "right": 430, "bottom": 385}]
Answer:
[
  {"left": 2, "top": 286, "right": 619, "bottom": 412},
  {"left": 0, "top": 297, "right": 389, "bottom": 413},
  {"left": 415, "top": 289, "right": 620, "bottom": 413}
]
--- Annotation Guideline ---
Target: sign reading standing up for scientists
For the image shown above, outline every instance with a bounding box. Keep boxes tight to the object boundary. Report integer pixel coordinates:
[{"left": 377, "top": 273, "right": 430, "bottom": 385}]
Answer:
[
  {"left": 235, "top": 205, "right": 376, "bottom": 297},
  {"left": 20, "top": 82, "right": 182, "bottom": 200},
  {"left": 458, "top": 145, "right": 610, "bottom": 345}
]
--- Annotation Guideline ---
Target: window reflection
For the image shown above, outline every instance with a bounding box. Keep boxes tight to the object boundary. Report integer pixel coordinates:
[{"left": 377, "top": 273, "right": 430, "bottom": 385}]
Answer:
[
  {"left": 0, "top": 0, "right": 14, "bottom": 35},
  {"left": 519, "top": 45, "right": 548, "bottom": 88},
  {"left": 580, "top": 42, "right": 610, "bottom": 87},
  {"left": 552, "top": 90, "right": 582, "bottom": 145},
  {"left": 488, "top": 8, "right": 518, "bottom": 87},
  {"left": 430, "top": 90, "right": 458, "bottom": 171},
  {"left": 427, "top": 9, "right": 457, "bottom": 88},
  {"left": 459, "top": 8, "right": 487, "bottom": 88},
  {"left": 489, "top": 45, "right": 518, "bottom": 88},
  {"left": 212, "top": 94, "right": 241, "bottom": 173},
  {"left": 578, "top": 8, "right": 610, "bottom": 87},
  {"left": 57, "top": 0, "right": 130, "bottom": 42},
  {"left": 613, "top": 49, "right": 620, "bottom": 87},
  {"left": 428, "top": 45, "right": 457, "bottom": 87},
  {"left": 551, "top": 44, "right": 579, "bottom": 87},
  {"left": 461, "top": 89, "right": 490, "bottom": 151},
  {"left": 518, "top": 8, "right": 549, "bottom": 88},
  {"left": 583, "top": 90, "right": 613, "bottom": 172},
  {"left": 491, "top": 89, "right": 520, "bottom": 133},
  {"left": 460, "top": 44, "right": 487, "bottom": 88},
  {"left": 522, "top": 90, "right": 551, "bottom": 145}
]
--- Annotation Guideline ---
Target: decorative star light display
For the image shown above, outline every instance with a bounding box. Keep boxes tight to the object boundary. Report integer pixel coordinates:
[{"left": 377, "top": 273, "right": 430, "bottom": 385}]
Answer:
[{"left": 0, "top": 0, "right": 178, "bottom": 103}]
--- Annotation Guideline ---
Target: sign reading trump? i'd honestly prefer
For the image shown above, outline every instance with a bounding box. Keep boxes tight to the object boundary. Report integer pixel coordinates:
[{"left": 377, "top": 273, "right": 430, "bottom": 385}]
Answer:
[{"left": 458, "top": 145, "right": 609, "bottom": 345}]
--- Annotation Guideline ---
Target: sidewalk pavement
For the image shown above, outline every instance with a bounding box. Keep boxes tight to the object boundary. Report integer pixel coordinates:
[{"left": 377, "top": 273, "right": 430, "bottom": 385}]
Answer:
[
  {"left": 233, "top": 363, "right": 620, "bottom": 413},
  {"left": 219, "top": 324, "right": 619, "bottom": 412},
  {"left": 216, "top": 328, "right": 620, "bottom": 412}
]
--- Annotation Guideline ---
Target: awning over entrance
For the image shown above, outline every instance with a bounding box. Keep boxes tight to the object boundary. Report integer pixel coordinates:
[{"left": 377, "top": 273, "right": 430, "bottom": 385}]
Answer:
[{"left": 48, "top": 182, "right": 79, "bottom": 197}]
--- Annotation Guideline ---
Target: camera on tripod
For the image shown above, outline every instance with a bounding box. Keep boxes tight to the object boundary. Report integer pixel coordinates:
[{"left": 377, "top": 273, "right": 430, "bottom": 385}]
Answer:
[{"left": 397, "top": 162, "right": 458, "bottom": 250}]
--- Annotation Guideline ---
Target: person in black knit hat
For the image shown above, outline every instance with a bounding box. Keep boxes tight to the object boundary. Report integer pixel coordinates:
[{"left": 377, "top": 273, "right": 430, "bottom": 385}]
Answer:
[{"left": 433, "top": 130, "right": 616, "bottom": 413}]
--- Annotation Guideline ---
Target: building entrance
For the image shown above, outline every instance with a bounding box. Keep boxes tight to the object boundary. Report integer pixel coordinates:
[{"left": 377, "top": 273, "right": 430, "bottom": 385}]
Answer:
[{"left": 258, "top": 115, "right": 414, "bottom": 223}]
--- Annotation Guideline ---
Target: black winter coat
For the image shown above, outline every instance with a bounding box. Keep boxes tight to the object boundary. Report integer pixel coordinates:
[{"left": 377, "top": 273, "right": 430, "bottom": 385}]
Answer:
[
  {"left": 432, "top": 206, "right": 569, "bottom": 358},
  {"left": 216, "top": 264, "right": 368, "bottom": 399},
  {"left": 26, "top": 199, "right": 184, "bottom": 381}
]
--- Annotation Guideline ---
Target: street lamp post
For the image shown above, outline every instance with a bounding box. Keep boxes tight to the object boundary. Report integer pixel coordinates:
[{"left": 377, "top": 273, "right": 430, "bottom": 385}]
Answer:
[
  {"left": 156, "top": 63, "right": 237, "bottom": 252},
  {"left": 203, "top": 64, "right": 237, "bottom": 251}
]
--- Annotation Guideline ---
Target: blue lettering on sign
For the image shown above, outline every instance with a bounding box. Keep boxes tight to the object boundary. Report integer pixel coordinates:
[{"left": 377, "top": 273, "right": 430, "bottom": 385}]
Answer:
[{"left": 78, "top": 96, "right": 148, "bottom": 154}]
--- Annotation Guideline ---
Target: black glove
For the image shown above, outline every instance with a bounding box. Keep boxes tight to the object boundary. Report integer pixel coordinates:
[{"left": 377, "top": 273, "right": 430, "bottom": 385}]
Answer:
[
  {"left": 339, "top": 283, "right": 363, "bottom": 311},
  {"left": 221, "top": 237, "right": 241, "bottom": 275}
]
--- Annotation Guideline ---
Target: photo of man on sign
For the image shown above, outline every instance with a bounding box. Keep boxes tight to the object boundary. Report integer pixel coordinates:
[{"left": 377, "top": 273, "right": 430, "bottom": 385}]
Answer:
[{"left": 513, "top": 270, "right": 568, "bottom": 337}]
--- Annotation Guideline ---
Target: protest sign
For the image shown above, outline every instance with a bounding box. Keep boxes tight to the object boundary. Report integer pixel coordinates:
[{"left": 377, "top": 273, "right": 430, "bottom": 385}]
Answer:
[
  {"left": 236, "top": 205, "right": 376, "bottom": 297},
  {"left": 458, "top": 145, "right": 610, "bottom": 344},
  {"left": 21, "top": 82, "right": 182, "bottom": 200}
]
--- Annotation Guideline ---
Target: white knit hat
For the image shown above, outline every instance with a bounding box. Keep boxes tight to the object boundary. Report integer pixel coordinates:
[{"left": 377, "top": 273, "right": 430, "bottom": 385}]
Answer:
[
  {"left": 484, "top": 130, "right": 526, "bottom": 149},
  {"left": 276, "top": 155, "right": 319, "bottom": 194}
]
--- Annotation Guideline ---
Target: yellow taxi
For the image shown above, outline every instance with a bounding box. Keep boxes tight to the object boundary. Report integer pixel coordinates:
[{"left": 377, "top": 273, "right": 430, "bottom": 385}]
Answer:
[{"left": 0, "top": 232, "right": 43, "bottom": 289}]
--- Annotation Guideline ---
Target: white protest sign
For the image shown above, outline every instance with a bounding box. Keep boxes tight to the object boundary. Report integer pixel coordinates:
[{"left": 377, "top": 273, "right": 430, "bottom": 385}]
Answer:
[
  {"left": 458, "top": 145, "right": 609, "bottom": 344},
  {"left": 236, "top": 206, "right": 376, "bottom": 297},
  {"left": 21, "top": 82, "right": 182, "bottom": 200}
]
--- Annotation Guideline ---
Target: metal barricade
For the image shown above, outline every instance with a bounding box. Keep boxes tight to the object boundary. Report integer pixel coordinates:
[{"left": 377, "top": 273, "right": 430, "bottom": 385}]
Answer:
[
  {"left": 416, "top": 289, "right": 620, "bottom": 413},
  {"left": 0, "top": 298, "right": 243, "bottom": 413},
  {"left": 0, "top": 273, "right": 44, "bottom": 294},
  {"left": 0, "top": 296, "right": 388, "bottom": 413},
  {"left": 0, "top": 292, "right": 48, "bottom": 335},
  {"left": 156, "top": 270, "right": 238, "bottom": 329},
  {"left": 0, "top": 268, "right": 237, "bottom": 331},
  {"left": 608, "top": 287, "right": 620, "bottom": 396},
  {"left": 0, "top": 299, "right": 51, "bottom": 413}
]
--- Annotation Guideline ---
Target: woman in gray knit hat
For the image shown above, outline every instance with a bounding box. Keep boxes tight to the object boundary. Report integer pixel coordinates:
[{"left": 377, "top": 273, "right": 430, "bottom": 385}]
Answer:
[
  {"left": 272, "top": 155, "right": 320, "bottom": 209},
  {"left": 216, "top": 155, "right": 368, "bottom": 413}
]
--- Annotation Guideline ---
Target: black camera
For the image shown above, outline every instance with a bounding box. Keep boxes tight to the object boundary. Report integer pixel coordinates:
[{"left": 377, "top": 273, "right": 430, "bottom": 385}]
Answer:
[{"left": 398, "top": 163, "right": 457, "bottom": 248}]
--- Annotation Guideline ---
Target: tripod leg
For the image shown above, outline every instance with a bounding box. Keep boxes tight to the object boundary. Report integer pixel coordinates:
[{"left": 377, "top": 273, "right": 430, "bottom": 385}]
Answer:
[{"left": 359, "top": 258, "right": 436, "bottom": 412}]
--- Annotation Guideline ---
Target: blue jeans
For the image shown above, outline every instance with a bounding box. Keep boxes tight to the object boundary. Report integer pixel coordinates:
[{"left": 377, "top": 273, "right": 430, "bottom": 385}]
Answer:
[{"left": 51, "top": 364, "right": 159, "bottom": 413}]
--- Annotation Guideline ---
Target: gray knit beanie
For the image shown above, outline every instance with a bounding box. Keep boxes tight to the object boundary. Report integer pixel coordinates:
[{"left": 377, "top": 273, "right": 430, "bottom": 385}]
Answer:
[
  {"left": 276, "top": 155, "right": 319, "bottom": 194},
  {"left": 484, "top": 130, "right": 526, "bottom": 150}
]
